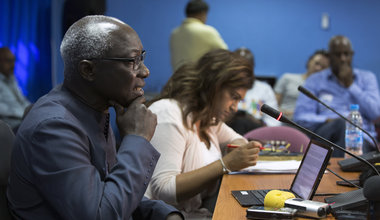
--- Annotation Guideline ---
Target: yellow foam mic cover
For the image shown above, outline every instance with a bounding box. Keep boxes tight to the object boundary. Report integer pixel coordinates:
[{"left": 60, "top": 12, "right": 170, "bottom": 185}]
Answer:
[{"left": 263, "top": 190, "right": 295, "bottom": 208}]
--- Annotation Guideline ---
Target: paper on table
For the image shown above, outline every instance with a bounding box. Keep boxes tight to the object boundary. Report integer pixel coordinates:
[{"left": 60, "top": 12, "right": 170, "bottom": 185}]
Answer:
[{"left": 229, "top": 160, "right": 301, "bottom": 174}]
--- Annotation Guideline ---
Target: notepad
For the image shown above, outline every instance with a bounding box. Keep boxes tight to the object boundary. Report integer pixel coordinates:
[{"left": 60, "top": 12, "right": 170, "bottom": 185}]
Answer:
[{"left": 230, "top": 160, "right": 301, "bottom": 174}]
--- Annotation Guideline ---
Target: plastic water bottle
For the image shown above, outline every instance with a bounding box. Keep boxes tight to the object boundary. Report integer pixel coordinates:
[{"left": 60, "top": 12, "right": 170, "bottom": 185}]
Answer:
[{"left": 345, "top": 104, "right": 363, "bottom": 158}]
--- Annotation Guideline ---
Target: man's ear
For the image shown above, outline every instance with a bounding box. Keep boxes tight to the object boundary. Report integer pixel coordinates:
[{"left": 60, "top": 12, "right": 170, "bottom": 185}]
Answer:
[{"left": 78, "top": 60, "right": 95, "bottom": 81}]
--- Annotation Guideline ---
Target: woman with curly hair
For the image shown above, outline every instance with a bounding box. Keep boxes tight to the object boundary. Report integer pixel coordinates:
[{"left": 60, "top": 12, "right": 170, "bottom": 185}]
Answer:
[{"left": 145, "top": 49, "right": 261, "bottom": 218}]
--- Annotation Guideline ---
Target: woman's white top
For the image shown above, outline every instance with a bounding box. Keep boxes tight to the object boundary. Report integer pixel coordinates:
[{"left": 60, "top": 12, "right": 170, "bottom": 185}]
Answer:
[{"left": 145, "top": 99, "right": 243, "bottom": 216}]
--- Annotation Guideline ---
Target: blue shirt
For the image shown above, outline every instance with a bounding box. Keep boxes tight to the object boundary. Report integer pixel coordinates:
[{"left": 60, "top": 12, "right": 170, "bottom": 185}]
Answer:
[
  {"left": 294, "top": 68, "right": 380, "bottom": 140},
  {"left": 7, "top": 85, "right": 180, "bottom": 220}
]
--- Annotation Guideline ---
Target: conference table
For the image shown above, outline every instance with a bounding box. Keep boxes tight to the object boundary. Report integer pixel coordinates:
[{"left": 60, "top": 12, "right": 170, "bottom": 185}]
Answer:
[{"left": 212, "top": 158, "right": 360, "bottom": 220}]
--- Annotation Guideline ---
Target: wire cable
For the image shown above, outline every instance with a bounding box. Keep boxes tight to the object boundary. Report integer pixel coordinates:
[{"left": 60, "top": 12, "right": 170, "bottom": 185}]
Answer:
[{"left": 326, "top": 167, "right": 362, "bottom": 189}]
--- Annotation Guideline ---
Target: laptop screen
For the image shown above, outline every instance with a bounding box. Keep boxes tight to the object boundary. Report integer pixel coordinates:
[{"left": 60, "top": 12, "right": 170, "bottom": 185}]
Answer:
[{"left": 290, "top": 140, "right": 332, "bottom": 199}]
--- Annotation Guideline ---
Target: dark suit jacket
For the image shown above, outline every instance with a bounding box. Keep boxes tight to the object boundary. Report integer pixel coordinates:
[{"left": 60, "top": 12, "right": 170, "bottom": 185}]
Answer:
[{"left": 7, "top": 85, "right": 178, "bottom": 219}]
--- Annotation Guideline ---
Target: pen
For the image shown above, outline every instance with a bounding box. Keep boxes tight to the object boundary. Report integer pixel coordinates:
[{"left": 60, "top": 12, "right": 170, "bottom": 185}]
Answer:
[
  {"left": 227, "top": 144, "right": 265, "bottom": 150},
  {"left": 227, "top": 144, "right": 239, "bottom": 148}
]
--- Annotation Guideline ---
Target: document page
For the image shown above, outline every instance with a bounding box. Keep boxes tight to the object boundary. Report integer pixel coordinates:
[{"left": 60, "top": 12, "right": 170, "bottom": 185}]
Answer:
[{"left": 230, "top": 160, "right": 301, "bottom": 174}]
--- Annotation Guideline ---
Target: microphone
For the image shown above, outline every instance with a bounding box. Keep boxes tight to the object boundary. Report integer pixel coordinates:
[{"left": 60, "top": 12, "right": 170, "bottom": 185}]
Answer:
[
  {"left": 298, "top": 85, "right": 380, "bottom": 172},
  {"left": 298, "top": 85, "right": 379, "bottom": 152},
  {"left": 260, "top": 104, "right": 380, "bottom": 176},
  {"left": 363, "top": 175, "right": 380, "bottom": 219}
]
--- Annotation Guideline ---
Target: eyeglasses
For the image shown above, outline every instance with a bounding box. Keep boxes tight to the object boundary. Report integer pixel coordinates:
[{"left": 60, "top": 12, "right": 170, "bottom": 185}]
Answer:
[{"left": 89, "top": 50, "right": 146, "bottom": 70}]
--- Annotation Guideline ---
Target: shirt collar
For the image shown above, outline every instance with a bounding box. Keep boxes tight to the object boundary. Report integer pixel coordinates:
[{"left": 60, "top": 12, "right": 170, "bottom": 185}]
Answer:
[
  {"left": 0, "top": 73, "right": 6, "bottom": 81},
  {"left": 183, "top": 17, "right": 203, "bottom": 25},
  {"left": 0, "top": 73, "right": 14, "bottom": 82}
]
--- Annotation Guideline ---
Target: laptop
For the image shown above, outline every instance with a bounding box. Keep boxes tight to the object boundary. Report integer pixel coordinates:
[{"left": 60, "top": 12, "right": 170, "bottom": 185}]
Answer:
[{"left": 231, "top": 139, "right": 333, "bottom": 207}]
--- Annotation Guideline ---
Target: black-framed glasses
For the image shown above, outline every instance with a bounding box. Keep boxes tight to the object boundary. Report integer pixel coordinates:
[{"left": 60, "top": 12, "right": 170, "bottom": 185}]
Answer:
[{"left": 89, "top": 50, "right": 146, "bottom": 70}]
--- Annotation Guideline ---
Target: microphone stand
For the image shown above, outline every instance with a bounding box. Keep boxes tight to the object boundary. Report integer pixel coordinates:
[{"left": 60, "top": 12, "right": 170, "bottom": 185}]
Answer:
[
  {"left": 288, "top": 119, "right": 379, "bottom": 175},
  {"left": 298, "top": 85, "right": 379, "bottom": 152},
  {"left": 261, "top": 104, "right": 380, "bottom": 176}
]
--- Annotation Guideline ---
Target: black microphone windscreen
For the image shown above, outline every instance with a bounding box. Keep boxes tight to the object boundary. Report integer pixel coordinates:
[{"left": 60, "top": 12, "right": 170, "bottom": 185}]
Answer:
[
  {"left": 298, "top": 86, "right": 318, "bottom": 101},
  {"left": 260, "top": 104, "right": 281, "bottom": 120},
  {"left": 363, "top": 175, "right": 380, "bottom": 201},
  {"left": 260, "top": 104, "right": 292, "bottom": 124}
]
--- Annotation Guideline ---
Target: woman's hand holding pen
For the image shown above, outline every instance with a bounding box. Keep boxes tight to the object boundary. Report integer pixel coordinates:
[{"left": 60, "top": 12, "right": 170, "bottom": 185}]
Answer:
[{"left": 222, "top": 141, "right": 262, "bottom": 172}]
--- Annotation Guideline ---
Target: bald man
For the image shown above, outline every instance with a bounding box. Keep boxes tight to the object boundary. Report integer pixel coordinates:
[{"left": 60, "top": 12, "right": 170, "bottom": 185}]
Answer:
[
  {"left": 7, "top": 16, "right": 182, "bottom": 220},
  {"left": 0, "top": 47, "right": 30, "bottom": 130},
  {"left": 294, "top": 35, "right": 380, "bottom": 157}
]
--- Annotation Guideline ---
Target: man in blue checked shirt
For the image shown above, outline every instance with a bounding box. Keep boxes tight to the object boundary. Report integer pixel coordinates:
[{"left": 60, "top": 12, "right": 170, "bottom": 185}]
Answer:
[{"left": 294, "top": 35, "right": 380, "bottom": 157}]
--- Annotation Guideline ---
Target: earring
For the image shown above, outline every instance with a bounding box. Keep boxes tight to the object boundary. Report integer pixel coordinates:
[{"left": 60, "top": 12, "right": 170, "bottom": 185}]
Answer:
[{"left": 211, "top": 117, "right": 217, "bottom": 124}]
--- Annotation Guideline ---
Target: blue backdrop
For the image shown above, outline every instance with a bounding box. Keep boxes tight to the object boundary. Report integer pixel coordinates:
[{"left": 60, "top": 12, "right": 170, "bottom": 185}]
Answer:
[
  {"left": 101, "top": 0, "right": 380, "bottom": 93},
  {"left": 0, "top": 0, "right": 52, "bottom": 102},
  {"left": 4, "top": 0, "right": 380, "bottom": 101}
]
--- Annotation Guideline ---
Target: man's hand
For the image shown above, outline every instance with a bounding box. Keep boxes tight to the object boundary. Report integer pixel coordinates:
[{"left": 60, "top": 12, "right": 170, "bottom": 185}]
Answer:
[
  {"left": 325, "top": 118, "right": 338, "bottom": 123},
  {"left": 166, "top": 212, "right": 184, "bottom": 220},
  {"left": 112, "top": 96, "right": 157, "bottom": 141},
  {"left": 337, "top": 64, "right": 353, "bottom": 87}
]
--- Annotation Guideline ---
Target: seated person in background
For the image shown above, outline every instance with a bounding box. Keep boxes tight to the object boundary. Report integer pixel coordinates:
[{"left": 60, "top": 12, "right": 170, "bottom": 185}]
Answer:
[
  {"left": 227, "top": 47, "right": 280, "bottom": 135},
  {"left": 145, "top": 49, "right": 261, "bottom": 219},
  {"left": 7, "top": 15, "right": 182, "bottom": 220},
  {"left": 293, "top": 35, "right": 380, "bottom": 157},
  {"left": 0, "top": 47, "right": 31, "bottom": 130},
  {"left": 274, "top": 49, "right": 329, "bottom": 119}
]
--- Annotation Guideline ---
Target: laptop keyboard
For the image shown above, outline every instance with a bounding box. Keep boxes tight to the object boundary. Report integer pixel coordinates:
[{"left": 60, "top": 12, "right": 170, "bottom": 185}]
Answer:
[
  {"left": 250, "top": 189, "right": 271, "bottom": 205},
  {"left": 231, "top": 189, "right": 290, "bottom": 206}
]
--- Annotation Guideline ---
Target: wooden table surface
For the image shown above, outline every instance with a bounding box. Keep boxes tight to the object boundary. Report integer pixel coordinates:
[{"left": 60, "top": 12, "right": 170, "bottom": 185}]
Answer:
[{"left": 212, "top": 158, "right": 360, "bottom": 220}]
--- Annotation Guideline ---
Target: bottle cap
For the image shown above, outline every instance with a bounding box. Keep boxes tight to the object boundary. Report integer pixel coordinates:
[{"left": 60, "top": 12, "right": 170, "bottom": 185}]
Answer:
[{"left": 350, "top": 104, "right": 359, "bottom": 111}]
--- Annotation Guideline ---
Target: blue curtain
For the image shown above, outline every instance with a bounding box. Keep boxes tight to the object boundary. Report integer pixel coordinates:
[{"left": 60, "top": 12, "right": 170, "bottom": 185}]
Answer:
[{"left": 0, "top": 0, "right": 52, "bottom": 102}]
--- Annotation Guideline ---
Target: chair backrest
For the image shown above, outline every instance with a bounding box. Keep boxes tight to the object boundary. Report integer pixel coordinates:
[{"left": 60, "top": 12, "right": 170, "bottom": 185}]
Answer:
[
  {"left": 0, "top": 120, "right": 15, "bottom": 220},
  {"left": 244, "top": 126, "right": 310, "bottom": 153}
]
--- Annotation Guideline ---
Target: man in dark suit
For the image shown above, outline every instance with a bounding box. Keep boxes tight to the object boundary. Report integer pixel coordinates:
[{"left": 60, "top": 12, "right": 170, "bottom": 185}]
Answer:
[{"left": 7, "top": 15, "right": 182, "bottom": 220}]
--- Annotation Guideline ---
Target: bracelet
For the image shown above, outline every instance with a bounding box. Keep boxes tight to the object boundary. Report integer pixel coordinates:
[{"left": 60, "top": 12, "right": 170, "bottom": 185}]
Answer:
[{"left": 219, "top": 158, "right": 231, "bottom": 174}]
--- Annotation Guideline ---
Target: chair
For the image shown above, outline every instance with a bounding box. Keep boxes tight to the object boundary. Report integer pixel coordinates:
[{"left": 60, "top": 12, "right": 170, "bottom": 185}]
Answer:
[
  {"left": 0, "top": 120, "right": 15, "bottom": 220},
  {"left": 244, "top": 126, "right": 310, "bottom": 153}
]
